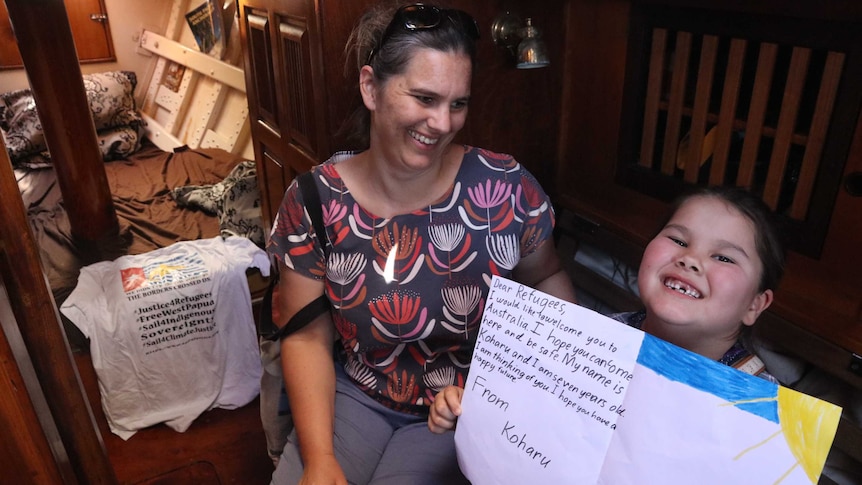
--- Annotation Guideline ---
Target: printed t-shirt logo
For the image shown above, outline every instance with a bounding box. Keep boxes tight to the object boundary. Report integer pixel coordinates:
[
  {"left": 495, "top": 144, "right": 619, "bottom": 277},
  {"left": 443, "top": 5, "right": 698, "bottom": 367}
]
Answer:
[
  {"left": 121, "top": 267, "right": 147, "bottom": 292},
  {"left": 120, "top": 253, "right": 209, "bottom": 294}
]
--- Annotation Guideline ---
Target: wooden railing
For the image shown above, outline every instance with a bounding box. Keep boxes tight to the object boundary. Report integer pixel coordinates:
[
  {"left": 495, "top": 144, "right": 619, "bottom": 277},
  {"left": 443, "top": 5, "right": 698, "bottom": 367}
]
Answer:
[{"left": 639, "top": 28, "right": 844, "bottom": 221}]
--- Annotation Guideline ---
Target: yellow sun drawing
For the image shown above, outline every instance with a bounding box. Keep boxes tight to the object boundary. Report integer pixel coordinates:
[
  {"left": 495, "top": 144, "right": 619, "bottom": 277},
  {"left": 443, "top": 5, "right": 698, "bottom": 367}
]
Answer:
[{"left": 731, "top": 386, "right": 841, "bottom": 484}]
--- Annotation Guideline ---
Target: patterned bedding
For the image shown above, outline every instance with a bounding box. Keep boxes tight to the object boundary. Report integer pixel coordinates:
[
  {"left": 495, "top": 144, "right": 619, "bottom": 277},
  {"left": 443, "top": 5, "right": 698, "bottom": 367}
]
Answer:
[
  {"left": 6, "top": 70, "right": 265, "bottom": 352},
  {"left": 16, "top": 141, "right": 258, "bottom": 294},
  {"left": 1, "top": 70, "right": 144, "bottom": 169}
]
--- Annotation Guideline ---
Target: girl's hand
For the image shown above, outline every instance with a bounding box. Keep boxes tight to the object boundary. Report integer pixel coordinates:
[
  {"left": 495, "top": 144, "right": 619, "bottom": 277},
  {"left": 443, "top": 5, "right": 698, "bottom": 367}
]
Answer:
[{"left": 428, "top": 385, "right": 464, "bottom": 434}]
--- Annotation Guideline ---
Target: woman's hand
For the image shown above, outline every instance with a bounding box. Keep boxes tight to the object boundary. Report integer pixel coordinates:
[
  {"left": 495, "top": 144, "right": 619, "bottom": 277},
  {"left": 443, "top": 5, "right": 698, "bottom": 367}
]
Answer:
[
  {"left": 428, "top": 385, "right": 464, "bottom": 434},
  {"left": 299, "top": 454, "right": 347, "bottom": 485}
]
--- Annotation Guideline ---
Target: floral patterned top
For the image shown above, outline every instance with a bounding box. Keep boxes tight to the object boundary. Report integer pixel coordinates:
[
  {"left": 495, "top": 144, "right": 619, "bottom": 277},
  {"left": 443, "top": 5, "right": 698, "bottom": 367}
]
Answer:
[{"left": 267, "top": 146, "right": 555, "bottom": 415}]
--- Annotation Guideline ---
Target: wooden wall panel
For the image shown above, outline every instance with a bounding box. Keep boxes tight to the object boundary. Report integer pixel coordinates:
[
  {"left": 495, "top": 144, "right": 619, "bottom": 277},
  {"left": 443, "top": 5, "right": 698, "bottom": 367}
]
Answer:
[
  {"left": 555, "top": 0, "right": 862, "bottom": 378},
  {"left": 317, "top": 0, "right": 569, "bottom": 191}
]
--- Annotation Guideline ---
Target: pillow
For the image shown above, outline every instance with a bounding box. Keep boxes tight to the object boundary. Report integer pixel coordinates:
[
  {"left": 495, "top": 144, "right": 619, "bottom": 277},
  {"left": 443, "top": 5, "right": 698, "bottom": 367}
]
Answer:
[
  {"left": 171, "top": 161, "right": 265, "bottom": 247},
  {"left": 13, "top": 124, "right": 144, "bottom": 170},
  {"left": 0, "top": 70, "right": 142, "bottom": 161},
  {"left": 82, "top": 70, "right": 142, "bottom": 131},
  {"left": 98, "top": 124, "right": 143, "bottom": 162},
  {"left": 0, "top": 88, "right": 44, "bottom": 161}
]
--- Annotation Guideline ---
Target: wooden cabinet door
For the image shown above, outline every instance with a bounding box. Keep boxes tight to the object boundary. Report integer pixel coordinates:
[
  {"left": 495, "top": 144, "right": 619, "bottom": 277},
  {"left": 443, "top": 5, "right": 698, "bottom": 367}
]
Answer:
[
  {"left": 65, "top": 0, "right": 114, "bottom": 62},
  {"left": 0, "top": 0, "right": 114, "bottom": 68},
  {"left": 237, "top": 0, "right": 329, "bottom": 236}
]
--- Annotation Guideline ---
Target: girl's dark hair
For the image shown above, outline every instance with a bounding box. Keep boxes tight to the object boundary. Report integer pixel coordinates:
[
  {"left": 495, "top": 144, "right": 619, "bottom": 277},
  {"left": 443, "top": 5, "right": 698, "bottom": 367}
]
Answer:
[
  {"left": 666, "top": 186, "right": 786, "bottom": 293},
  {"left": 338, "top": 1, "right": 479, "bottom": 148}
]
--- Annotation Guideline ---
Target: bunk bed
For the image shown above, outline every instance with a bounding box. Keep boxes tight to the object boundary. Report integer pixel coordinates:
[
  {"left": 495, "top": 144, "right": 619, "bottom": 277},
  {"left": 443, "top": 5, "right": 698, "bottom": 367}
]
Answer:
[
  {"left": 0, "top": 0, "right": 276, "bottom": 480},
  {"left": 2, "top": 3, "right": 263, "bottom": 353},
  {"left": 4, "top": 63, "right": 267, "bottom": 450},
  {"left": 4, "top": 68, "right": 261, "bottom": 299}
]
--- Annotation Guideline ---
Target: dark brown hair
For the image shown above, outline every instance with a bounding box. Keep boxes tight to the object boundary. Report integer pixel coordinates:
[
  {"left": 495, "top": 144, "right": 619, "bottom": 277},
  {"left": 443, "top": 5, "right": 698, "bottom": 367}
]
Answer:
[
  {"left": 338, "top": 1, "right": 479, "bottom": 148},
  {"left": 666, "top": 185, "right": 786, "bottom": 293}
]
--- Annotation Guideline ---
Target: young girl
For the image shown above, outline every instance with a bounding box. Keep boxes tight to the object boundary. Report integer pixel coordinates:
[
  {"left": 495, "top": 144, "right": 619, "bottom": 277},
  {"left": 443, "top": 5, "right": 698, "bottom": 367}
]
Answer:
[
  {"left": 428, "top": 186, "right": 785, "bottom": 434},
  {"left": 610, "top": 185, "right": 785, "bottom": 382}
]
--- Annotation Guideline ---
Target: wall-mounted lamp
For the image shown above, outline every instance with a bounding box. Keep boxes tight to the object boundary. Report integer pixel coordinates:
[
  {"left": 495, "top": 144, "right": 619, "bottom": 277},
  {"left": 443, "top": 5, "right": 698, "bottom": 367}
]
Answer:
[{"left": 491, "top": 12, "right": 550, "bottom": 69}]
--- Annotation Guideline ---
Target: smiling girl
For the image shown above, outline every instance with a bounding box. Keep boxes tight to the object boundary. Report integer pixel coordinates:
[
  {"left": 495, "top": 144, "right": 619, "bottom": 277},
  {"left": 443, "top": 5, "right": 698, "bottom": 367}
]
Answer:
[{"left": 613, "top": 186, "right": 786, "bottom": 380}]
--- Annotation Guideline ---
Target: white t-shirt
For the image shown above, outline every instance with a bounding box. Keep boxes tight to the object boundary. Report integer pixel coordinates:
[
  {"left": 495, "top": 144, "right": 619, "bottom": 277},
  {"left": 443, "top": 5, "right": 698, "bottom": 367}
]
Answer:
[{"left": 61, "top": 236, "right": 270, "bottom": 439}]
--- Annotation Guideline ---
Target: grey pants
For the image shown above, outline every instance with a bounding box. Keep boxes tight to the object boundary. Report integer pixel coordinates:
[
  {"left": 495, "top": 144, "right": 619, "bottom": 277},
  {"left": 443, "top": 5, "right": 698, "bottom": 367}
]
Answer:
[{"left": 270, "top": 364, "right": 470, "bottom": 485}]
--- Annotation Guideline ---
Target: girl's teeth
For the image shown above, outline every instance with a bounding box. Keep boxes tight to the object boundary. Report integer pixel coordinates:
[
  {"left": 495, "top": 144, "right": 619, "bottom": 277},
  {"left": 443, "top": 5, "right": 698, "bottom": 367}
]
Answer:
[{"left": 664, "top": 279, "right": 701, "bottom": 298}]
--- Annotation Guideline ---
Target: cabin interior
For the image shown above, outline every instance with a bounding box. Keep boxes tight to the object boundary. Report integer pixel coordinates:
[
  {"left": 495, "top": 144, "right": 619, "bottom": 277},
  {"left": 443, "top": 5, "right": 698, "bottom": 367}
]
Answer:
[{"left": 1, "top": 0, "right": 861, "bottom": 484}]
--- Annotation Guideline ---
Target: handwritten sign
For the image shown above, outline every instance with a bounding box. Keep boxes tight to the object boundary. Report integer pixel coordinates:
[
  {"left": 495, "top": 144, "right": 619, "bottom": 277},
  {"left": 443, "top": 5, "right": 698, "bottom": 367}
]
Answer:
[
  {"left": 456, "top": 276, "right": 643, "bottom": 484},
  {"left": 454, "top": 276, "right": 841, "bottom": 484}
]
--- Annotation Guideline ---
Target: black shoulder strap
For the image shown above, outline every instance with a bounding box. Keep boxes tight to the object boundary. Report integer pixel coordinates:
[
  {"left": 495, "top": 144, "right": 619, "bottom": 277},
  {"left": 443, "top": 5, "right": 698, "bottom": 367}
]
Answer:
[
  {"left": 297, "top": 171, "right": 329, "bottom": 259},
  {"left": 265, "top": 294, "right": 330, "bottom": 342},
  {"left": 263, "top": 171, "right": 331, "bottom": 342}
]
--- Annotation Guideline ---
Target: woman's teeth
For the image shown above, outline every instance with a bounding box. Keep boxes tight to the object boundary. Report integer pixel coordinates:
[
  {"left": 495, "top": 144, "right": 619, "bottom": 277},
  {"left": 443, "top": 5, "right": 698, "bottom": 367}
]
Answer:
[{"left": 409, "top": 130, "right": 437, "bottom": 145}]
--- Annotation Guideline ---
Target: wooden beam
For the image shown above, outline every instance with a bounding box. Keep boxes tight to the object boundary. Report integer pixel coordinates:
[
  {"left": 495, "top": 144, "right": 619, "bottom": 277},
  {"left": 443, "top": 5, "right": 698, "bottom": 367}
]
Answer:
[
  {"left": 6, "top": 0, "right": 119, "bottom": 246},
  {"left": 3, "top": 0, "right": 118, "bottom": 483},
  {"left": 140, "top": 112, "right": 184, "bottom": 151},
  {"left": 0, "top": 280, "right": 68, "bottom": 484},
  {"left": 0, "top": 134, "right": 116, "bottom": 483}
]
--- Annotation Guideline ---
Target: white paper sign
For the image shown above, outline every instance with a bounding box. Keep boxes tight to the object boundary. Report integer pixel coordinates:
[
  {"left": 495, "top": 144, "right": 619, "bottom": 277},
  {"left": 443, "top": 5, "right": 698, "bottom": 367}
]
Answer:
[
  {"left": 454, "top": 276, "right": 841, "bottom": 485},
  {"left": 455, "top": 276, "right": 643, "bottom": 484}
]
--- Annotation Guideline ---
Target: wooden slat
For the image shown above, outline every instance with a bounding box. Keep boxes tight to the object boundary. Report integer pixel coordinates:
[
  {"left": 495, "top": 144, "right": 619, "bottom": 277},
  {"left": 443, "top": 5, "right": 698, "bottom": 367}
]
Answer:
[
  {"left": 639, "top": 28, "right": 667, "bottom": 168},
  {"left": 141, "top": 55, "right": 168, "bottom": 115},
  {"left": 175, "top": 74, "right": 216, "bottom": 144},
  {"left": 737, "top": 43, "right": 778, "bottom": 188},
  {"left": 164, "top": 0, "right": 191, "bottom": 40},
  {"left": 140, "top": 30, "right": 246, "bottom": 92},
  {"left": 763, "top": 47, "right": 811, "bottom": 209},
  {"left": 161, "top": 70, "right": 199, "bottom": 134},
  {"left": 710, "top": 38, "right": 747, "bottom": 185},
  {"left": 661, "top": 31, "right": 692, "bottom": 175},
  {"left": 141, "top": 0, "right": 189, "bottom": 115},
  {"left": 790, "top": 51, "right": 844, "bottom": 219},
  {"left": 140, "top": 112, "right": 184, "bottom": 151},
  {"left": 684, "top": 34, "right": 718, "bottom": 183},
  {"left": 200, "top": 89, "right": 252, "bottom": 155},
  {"left": 188, "top": 82, "right": 228, "bottom": 147}
]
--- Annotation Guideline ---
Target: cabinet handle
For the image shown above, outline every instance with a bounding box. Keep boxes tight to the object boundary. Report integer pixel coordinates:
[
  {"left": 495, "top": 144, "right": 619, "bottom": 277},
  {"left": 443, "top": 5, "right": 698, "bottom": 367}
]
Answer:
[
  {"left": 89, "top": 13, "right": 108, "bottom": 23},
  {"left": 845, "top": 172, "right": 862, "bottom": 197}
]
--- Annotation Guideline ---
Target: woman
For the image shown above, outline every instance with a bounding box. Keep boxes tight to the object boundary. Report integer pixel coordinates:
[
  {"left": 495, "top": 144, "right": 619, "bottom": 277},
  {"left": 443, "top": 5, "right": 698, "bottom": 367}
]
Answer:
[{"left": 267, "top": 2, "right": 577, "bottom": 483}]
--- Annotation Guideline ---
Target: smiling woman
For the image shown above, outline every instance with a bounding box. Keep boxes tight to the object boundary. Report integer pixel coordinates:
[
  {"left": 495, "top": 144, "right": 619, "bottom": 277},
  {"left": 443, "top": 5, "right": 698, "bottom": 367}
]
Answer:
[{"left": 263, "top": 2, "right": 576, "bottom": 483}]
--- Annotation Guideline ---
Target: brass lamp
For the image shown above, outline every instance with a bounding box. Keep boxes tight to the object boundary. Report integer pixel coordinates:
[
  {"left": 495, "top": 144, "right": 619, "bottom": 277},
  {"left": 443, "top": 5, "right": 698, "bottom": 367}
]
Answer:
[{"left": 491, "top": 12, "right": 550, "bottom": 69}]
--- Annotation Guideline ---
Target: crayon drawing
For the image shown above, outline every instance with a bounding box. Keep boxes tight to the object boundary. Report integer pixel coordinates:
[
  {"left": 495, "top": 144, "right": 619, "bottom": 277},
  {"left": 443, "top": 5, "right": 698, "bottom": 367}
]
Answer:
[{"left": 599, "top": 334, "right": 841, "bottom": 484}]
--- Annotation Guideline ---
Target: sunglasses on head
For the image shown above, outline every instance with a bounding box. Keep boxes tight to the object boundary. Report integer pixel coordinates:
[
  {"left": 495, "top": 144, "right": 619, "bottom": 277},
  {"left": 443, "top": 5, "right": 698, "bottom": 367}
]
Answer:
[{"left": 366, "top": 3, "right": 481, "bottom": 65}]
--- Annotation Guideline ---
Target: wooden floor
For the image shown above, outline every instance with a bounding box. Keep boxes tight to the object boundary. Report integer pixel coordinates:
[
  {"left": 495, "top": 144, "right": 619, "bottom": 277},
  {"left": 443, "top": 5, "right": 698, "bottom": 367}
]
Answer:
[{"left": 74, "top": 351, "right": 274, "bottom": 485}]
